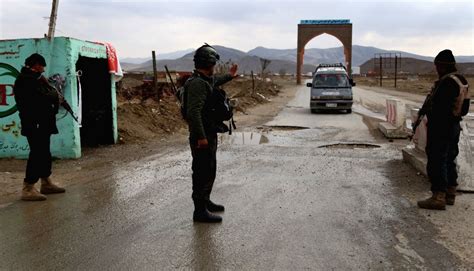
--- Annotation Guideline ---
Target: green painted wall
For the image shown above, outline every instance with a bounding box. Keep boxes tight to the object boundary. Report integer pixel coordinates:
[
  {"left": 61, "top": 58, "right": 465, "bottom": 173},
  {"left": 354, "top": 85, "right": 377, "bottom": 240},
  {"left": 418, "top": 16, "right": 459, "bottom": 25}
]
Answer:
[{"left": 0, "top": 37, "right": 117, "bottom": 159}]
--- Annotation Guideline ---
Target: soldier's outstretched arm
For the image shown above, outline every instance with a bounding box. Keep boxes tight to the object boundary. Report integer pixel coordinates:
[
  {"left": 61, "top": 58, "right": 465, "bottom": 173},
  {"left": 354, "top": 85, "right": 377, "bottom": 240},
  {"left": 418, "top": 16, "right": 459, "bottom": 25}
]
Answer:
[
  {"left": 214, "top": 74, "right": 234, "bottom": 87},
  {"left": 214, "top": 64, "right": 238, "bottom": 87}
]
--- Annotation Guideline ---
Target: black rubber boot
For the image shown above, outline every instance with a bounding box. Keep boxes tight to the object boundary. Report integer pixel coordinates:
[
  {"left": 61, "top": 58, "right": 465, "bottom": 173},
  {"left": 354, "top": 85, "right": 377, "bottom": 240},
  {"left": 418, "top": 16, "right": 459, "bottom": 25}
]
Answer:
[
  {"left": 207, "top": 200, "right": 225, "bottom": 213},
  {"left": 193, "top": 201, "right": 222, "bottom": 223}
]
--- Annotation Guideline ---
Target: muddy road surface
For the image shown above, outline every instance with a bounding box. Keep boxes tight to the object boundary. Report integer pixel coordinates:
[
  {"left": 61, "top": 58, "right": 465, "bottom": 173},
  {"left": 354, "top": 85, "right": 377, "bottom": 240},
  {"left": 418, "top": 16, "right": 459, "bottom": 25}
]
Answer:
[{"left": 0, "top": 84, "right": 471, "bottom": 270}]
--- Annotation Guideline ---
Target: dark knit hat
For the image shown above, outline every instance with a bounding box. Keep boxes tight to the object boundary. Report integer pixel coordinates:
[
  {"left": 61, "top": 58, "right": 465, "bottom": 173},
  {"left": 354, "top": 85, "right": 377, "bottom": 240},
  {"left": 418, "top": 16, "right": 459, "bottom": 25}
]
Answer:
[
  {"left": 25, "top": 53, "right": 47, "bottom": 67},
  {"left": 434, "top": 49, "right": 456, "bottom": 65}
]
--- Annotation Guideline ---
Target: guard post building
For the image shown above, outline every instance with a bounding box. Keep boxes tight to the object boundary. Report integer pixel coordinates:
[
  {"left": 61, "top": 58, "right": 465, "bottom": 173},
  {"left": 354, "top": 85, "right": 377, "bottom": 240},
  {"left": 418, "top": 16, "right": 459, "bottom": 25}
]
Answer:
[{"left": 0, "top": 37, "right": 119, "bottom": 159}]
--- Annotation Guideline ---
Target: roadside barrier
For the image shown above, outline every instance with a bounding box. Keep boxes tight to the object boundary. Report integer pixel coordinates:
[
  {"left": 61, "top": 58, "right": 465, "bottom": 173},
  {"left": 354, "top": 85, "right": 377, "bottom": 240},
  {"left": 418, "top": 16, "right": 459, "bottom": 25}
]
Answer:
[
  {"left": 386, "top": 99, "right": 405, "bottom": 128},
  {"left": 410, "top": 108, "right": 427, "bottom": 152},
  {"left": 378, "top": 99, "right": 408, "bottom": 138}
]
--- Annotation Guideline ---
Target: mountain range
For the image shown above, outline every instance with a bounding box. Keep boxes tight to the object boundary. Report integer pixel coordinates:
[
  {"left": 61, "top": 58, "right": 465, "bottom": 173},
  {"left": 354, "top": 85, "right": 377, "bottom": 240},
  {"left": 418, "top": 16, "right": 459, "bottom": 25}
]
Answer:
[
  {"left": 121, "top": 45, "right": 474, "bottom": 74},
  {"left": 121, "top": 48, "right": 194, "bottom": 64}
]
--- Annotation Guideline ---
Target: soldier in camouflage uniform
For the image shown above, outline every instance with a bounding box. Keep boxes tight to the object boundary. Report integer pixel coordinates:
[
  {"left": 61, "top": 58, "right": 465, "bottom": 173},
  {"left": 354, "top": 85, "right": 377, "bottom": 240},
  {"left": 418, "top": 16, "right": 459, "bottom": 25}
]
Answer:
[{"left": 185, "top": 45, "right": 238, "bottom": 223}]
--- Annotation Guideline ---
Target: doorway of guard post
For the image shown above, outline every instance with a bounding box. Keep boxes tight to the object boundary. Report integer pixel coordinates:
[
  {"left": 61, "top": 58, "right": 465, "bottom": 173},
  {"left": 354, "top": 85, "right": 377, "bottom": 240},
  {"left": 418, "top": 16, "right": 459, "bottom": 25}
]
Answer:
[{"left": 75, "top": 57, "right": 114, "bottom": 147}]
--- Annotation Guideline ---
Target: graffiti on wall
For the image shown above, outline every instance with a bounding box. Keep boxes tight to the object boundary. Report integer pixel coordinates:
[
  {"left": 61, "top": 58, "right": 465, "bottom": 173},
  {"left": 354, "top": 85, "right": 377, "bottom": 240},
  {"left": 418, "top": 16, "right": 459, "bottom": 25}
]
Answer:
[
  {"left": 80, "top": 45, "right": 107, "bottom": 56},
  {"left": 0, "top": 140, "right": 29, "bottom": 152},
  {"left": 0, "top": 119, "right": 26, "bottom": 153},
  {"left": 2, "top": 120, "right": 20, "bottom": 136},
  {"left": 0, "top": 62, "right": 25, "bottom": 154},
  {"left": 0, "top": 63, "right": 20, "bottom": 118}
]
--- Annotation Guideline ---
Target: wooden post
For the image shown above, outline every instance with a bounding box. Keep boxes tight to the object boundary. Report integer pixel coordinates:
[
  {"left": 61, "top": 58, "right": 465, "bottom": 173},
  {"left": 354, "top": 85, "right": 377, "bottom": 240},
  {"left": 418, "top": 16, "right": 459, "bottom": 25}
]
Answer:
[
  {"left": 251, "top": 70, "right": 255, "bottom": 95},
  {"left": 379, "top": 56, "right": 383, "bottom": 87},
  {"left": 394, "top": 55, "right": 398, "bottom": 88},
  {"left": 152, "top": 50, "right": 158, "bottom": 95},
  {"left": 47, "top": 0, "right": 59, "bottom": 40}
]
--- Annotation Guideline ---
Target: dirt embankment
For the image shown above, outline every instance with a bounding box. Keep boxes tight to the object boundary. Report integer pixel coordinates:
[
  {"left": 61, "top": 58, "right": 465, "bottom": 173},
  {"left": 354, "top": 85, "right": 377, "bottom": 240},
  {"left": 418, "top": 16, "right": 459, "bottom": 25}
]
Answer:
[
  {"left": 116, "top": 75, "right": 282, "bottom": 143},
  {"left": 355, "top": 75, "right": 474, "bottom": 99}
]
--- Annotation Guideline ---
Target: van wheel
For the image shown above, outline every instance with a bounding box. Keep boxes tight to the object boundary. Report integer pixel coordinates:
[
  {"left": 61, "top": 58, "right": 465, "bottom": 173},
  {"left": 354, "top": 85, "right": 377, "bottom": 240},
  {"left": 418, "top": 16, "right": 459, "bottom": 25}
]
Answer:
[
  {"left": 347, "top": 109, "right": 352, "bottom": 114},
  {"left": 311, "top": 109, "right": 318, "bottom": 114}
]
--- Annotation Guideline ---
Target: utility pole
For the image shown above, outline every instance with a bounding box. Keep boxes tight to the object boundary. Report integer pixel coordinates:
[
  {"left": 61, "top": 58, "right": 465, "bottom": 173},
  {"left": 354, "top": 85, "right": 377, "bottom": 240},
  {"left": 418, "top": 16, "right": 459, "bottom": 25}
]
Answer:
[{"left": 47, "top": 0, "right": 59, "bottom": 40}]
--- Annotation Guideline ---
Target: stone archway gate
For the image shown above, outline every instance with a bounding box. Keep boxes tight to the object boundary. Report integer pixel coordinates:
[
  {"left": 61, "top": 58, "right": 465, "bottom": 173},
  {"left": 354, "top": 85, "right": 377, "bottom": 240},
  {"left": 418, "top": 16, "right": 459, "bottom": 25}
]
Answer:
[{"left": 297, "top": 20, "right": 352, "bottom": 84}]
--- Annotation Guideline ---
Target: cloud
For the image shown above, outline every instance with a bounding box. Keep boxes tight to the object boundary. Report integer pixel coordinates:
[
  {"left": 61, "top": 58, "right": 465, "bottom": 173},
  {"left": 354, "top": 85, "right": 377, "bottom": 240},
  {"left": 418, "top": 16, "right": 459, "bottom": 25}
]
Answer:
[
  {"left": 0, "top": 0, "right": 472, "bottom": 57},
  {"left": 357, "top": 28, "right": 473, "bottom": 57}
]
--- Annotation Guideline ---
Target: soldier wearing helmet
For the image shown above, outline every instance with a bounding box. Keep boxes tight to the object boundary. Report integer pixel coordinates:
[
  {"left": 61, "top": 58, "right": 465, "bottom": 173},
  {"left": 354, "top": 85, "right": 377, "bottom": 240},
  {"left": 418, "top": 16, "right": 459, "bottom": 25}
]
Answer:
[{"left": 185, "top": 44, "right": 238, "bottom": 223}]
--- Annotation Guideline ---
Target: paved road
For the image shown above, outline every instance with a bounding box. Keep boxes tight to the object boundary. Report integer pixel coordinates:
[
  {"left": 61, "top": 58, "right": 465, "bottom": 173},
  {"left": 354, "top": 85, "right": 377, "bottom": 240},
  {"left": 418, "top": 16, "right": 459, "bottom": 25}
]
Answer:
[{"left": 0, "top": 84, "right": 467, "bottom": 270}]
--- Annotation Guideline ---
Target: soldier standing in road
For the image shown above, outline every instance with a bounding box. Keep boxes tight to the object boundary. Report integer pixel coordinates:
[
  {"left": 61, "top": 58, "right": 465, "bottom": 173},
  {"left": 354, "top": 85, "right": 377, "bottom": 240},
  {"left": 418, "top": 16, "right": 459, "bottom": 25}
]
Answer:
[
  {"left": 185, "top": 44, "right": 238, "bottom": 223},
  {"left": 13, "top": 53, "right": 66, "bottom": 201},
  {"left": 417, "top": 49, "right": 470, "bottom": 210}
]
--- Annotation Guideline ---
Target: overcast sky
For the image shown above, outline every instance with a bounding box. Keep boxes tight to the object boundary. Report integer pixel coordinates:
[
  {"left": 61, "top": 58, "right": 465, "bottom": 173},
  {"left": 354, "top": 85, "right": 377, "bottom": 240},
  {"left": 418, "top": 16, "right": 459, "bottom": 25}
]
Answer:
[{"left": 0, "top": 0, "right": 473, "bottom": 58}]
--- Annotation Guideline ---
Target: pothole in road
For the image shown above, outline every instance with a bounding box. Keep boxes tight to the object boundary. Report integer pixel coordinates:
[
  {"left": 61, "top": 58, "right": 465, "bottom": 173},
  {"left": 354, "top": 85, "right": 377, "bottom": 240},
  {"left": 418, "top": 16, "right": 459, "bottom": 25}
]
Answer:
[
  {"left": 262, "top": 125, "right": 310, "bottom": 131},
  {"left": 220, "top": 132, "right": 269, "bottom": 145},
  {"left": 318, "top": 143, "right": 381, "bottom": 149}
]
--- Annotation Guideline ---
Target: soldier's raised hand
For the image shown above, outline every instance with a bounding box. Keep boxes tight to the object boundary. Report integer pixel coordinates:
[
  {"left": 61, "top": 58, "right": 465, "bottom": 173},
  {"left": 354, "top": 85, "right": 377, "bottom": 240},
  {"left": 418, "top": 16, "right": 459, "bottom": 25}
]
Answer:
[{"left": 230, "top": 64, "right": 238, "bottom": 77}]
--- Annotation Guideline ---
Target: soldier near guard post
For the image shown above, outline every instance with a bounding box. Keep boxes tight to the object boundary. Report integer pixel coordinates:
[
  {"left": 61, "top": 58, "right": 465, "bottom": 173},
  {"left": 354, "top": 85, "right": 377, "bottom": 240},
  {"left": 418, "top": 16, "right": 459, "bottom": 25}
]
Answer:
[
  {"left": 417, "top": 49, "right": 470, "bottom": 210},
  {"left": 13, "top": 53, "right": 66, "bottom": 201},
  {"left": 183, "top": 44, "right": 238, "bottom": 223}
]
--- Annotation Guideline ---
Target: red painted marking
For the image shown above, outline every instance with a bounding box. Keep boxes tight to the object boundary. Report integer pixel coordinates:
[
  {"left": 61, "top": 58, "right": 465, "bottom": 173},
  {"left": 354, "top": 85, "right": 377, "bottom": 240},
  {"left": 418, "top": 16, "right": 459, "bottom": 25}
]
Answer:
[{"left": 0, "top": 84, "right": 14, "bottom": 106}]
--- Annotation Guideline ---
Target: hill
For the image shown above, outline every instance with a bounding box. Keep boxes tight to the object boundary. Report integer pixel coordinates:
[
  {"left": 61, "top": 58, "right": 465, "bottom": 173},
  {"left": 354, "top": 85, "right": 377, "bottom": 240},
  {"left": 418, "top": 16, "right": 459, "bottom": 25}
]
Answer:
[
  {"left": 127, "top": 45, "right": 317, "bottom": 74},
  {"left": 122, "top": 49, "right": 194, "bottom": 64},
  {"left": 122, "top": 45, "right": 474, "bottom": 75},
  {"left": 248, "top": 45, "right": 474, "bottom": 67},
  {"left": 360, "top": 57, "right": 474, "bottom": 75}
]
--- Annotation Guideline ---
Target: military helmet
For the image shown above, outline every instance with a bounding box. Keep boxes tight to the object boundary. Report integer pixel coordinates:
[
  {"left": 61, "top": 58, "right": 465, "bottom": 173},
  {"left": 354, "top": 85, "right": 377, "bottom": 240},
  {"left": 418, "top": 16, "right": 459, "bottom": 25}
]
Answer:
[{"left": 193, "top": 44, "right": 220, "bottom": 68}]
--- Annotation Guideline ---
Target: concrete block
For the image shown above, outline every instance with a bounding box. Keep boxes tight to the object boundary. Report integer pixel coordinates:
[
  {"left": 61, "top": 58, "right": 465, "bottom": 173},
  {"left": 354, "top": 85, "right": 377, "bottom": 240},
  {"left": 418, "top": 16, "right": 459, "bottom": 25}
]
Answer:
[
  {"left": 458, "top": 121, "right": 474, "bottom": 191},
  {"left": 402, "top": 146, "right": 427, "bottom": 175},
  {"left": 378, "top": 122, "right": 408, "bottom": 139},
  {"left": 413, "top": 117, "right": 428, "bottom": 152},
  {"left": 386, "top": 99, "right": 406, "bottom": 128}
]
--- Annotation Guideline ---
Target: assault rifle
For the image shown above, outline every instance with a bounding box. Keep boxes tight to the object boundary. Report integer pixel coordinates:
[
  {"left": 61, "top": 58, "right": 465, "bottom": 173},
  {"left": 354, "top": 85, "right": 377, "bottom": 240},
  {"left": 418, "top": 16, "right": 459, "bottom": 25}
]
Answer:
[
  {"left": 413, "top": 72, "right": 461, "bottom": 134},
  {"left": 40, "top": 75, "right": 79, "bottom": 123},
  {"left": 164, "top": 65, "right": 178, "bottom": 94}
]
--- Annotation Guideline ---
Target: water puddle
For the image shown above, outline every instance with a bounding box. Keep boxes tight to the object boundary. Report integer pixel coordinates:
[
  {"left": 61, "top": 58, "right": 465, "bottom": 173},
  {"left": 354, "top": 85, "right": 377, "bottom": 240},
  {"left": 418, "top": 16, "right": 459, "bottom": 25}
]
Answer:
[
  {"left": 263, "top": 125, "right": 310, "bottom": 131},
  {"left": 318, "top": 143, "right": 381, "bottom": 149},
  {"left": 220, "top": 132, "right": 269, "bottom": 145}
]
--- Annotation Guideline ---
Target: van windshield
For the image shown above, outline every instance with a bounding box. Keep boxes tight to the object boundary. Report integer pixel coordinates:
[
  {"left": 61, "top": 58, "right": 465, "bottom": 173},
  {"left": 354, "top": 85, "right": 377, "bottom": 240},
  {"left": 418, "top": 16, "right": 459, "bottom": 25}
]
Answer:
[{"left": 313, "top": 74, "right": 349, "bottom": 88}]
